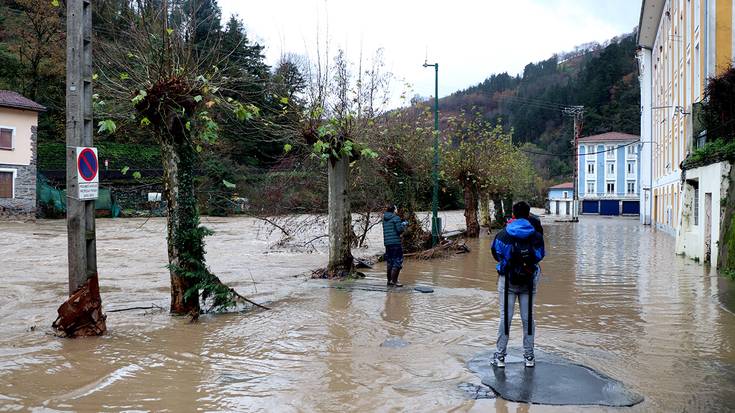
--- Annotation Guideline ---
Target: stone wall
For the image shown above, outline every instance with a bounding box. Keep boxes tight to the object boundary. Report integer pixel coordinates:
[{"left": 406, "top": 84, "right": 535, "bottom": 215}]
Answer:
[
  {"left": 718, "top": 163, "right": 735, "bottom": 273},
  {"left": 0, "top": 125, "right": 36, "bottom": 217},
  {"left": 676, "top": 161, "right": 731, "bottom": 264}
]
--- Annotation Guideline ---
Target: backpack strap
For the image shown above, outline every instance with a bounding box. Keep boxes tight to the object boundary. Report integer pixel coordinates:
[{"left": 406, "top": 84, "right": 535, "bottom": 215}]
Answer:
[
  {"left": 504, "top": 274, "right": 509, "bottom": 336},
  {"left": 528, "top": 276, "right": 533, "bottom": 336}
]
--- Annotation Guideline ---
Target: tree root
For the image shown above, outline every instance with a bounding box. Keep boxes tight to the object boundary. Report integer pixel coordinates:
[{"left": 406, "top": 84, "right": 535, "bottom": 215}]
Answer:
[
  {"left": 52, "top": 276, "right": 107, "bottom": 338},
  {"left": 208, "top": 273, "right": 270, "bottom": 311},
  {"left": 107, "top": 304, "right": 165, "bottom": 313}
]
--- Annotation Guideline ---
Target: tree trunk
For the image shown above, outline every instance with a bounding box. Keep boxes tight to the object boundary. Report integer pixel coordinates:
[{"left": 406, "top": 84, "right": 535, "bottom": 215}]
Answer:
[
  {"left": 161, "top": 141, "right": 201, "bottom": 315},
  {"left": 503, "top": 195, "right": 514, "bottom": 220},
  {"left": 492, "top": 194, "right": 505, "bottom": 228},
  {"left": 480, "top": 193, "right": 491, "bottom": 227},
  {"left": 463, "top": 181, "right": 480, "bottom": 237},
  {"left": 400, "top": 209, "right": 431, "bottom": 252},
  {"left": 328, "top": 156, "right": 354, "bottom": 276}
]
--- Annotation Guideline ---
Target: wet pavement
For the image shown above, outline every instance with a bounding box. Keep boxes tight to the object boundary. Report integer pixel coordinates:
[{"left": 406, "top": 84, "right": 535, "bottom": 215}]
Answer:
[{"left": 1, "top": 213, "right": 734, "bottom": 412}]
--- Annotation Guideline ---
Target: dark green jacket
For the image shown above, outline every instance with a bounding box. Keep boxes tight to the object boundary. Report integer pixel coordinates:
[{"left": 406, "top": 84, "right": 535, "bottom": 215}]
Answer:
[{"left": 383, "top": 212, "right": 407, "bottom": 246}]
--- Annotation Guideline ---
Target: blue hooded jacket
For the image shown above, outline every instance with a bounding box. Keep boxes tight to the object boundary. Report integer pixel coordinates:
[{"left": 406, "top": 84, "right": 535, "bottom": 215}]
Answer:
[
  {"left": 383, "top": 212, "right": 407, "bottom": 246},
  {"left": 491, "top": 218, "right": 545, "bottom": 276}
]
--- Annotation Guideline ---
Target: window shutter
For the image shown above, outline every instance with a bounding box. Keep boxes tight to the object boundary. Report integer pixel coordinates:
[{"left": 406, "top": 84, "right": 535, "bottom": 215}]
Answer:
[
  {"left": 0, "top": 129, "right": 12, "bottom": 150},
  {"left": 0, "top": 172, "right": 12, "bottom": 198}
]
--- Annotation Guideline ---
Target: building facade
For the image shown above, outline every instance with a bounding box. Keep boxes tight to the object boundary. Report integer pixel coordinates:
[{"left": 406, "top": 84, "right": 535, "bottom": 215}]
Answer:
[
  {"left": 578, "top": 132, "right": 641, "bottom": 216},
  {"left": 637, "top": 0, "right": 734, "bottom": 264},
  {"left": 547, "top": 182, "right": 574, "bottom": 216},
  {"left": 0, "top": 91, "right": 45, "bottom": 216}
]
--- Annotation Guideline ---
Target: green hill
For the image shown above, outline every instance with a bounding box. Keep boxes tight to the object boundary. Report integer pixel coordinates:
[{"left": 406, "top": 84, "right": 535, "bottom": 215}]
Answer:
[{"left": 438, "top": 32, "right": 640, "bottom": 181}]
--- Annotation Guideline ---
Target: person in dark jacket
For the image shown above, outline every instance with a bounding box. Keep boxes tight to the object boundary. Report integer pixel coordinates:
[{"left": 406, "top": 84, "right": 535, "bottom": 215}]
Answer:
[
  {"left": 491, "top": 201, "right": 545, "bottom": 368},
  {"left": 383, "top": 205, "right": 408, "bottom": 287}
]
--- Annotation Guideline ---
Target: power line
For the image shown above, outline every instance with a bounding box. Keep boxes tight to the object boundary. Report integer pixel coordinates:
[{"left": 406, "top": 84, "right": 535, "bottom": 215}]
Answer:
[{"left": 519, "top": 139, "right": 640, "bottom": 158}]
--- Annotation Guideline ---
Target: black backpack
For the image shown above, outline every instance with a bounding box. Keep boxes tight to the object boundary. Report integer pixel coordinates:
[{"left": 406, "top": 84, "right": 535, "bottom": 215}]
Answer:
[{"left": 508, "top": 237, "right": 538, "bottom": 286}]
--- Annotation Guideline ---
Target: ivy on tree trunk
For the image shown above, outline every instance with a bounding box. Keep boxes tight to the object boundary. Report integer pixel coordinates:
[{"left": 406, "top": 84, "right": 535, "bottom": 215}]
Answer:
[{"left": 161, "top": 140, "right": 203, "bottom": 315}]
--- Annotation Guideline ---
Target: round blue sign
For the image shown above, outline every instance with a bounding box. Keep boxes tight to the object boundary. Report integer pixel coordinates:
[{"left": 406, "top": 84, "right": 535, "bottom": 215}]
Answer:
[{"left": 78, "top": 148, "right": 98, "bottom": 182}]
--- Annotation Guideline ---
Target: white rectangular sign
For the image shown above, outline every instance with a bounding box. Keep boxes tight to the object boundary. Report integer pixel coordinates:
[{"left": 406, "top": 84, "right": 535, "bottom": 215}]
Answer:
[{"left": 76, "top": 147, "right": 99, "bottom": 200}]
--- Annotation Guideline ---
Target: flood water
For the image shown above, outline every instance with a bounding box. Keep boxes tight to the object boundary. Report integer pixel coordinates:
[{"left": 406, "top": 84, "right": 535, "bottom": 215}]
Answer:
[{"left": 1, "top": 213, "right": 734, "bottom": 412}]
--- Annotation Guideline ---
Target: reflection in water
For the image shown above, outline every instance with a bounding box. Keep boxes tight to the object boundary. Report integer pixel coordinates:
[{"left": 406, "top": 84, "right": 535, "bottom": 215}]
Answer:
[{"left": 0, "top": 215, "right": 734, "bottom": 411}]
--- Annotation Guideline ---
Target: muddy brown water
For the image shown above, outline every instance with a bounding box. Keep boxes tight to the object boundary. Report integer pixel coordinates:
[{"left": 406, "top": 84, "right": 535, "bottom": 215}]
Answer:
[{"left": 1, "top": 213, "right": 734, "bottom": 412}]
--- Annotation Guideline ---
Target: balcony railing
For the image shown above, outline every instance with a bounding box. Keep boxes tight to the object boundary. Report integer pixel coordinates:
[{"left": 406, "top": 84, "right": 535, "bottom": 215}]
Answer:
[{"left": 579, "top": 192, "right": 639, "bottom": 199}]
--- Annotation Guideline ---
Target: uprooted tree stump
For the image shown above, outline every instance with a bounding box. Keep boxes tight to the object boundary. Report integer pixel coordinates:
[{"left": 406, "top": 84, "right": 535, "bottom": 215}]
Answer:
[{"left": 52, "top": 276, "right": 107, "bottom": 338}]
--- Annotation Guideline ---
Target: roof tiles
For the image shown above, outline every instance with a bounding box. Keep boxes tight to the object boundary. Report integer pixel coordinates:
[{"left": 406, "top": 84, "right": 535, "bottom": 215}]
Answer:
[{"left": 0, "top": 90, "right": 46, "bottom": 112}]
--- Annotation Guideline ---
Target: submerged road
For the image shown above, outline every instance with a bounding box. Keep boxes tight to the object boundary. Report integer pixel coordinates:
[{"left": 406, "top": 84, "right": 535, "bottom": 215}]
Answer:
[{"left": 0, "top": 214, "right": 733, "bottom": 411}]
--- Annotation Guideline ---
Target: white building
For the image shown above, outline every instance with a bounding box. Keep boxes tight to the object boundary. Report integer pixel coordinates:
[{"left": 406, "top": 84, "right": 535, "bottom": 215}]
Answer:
[
  {"left": 0, "top": 90, "right": 44, "bottom": 216},
  {"left": 547, "top": 182, "right": 574, "bottom": 216},
  {"left": 637, "top": 0, "right": 734, "bottom": 264}
]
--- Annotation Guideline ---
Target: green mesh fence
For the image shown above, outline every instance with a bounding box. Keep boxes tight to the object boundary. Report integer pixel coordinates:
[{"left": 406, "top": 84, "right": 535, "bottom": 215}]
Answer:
[{"left": 37, "top": 175, "right": 120, "bottom": 218}]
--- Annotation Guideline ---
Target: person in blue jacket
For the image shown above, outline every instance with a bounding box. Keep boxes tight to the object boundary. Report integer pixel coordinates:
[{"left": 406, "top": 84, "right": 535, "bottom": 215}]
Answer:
[
  {"left": 491, "top": 201, "right": 545, "bottom": 368},
  {"left": 383, "top": 204, "right": 408, "bottom": 287}
]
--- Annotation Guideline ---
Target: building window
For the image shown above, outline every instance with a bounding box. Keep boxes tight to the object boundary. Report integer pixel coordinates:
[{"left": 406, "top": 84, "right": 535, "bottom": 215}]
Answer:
[
  {"left": 587, "top": 162, "right": 595, "bottom": 175},
  {"left": 606, "top": 145, "right": 616, "bottom": 159},
  {"left": 606, "top": 162, "right": 615, "bottom": 176},
  {"left": 627, "top": 145, "right": 636, "bottom": 156},
  {"left": 694, "top": 43, "right": 701, "bottom": 99},
  {"left": 0, "top": 171, "right": 13, "bottom": 198},
  {"left": 0, "top": 128, "right": 13, "bottom": 151},
  {"left": 563, "top": 191, "right": 568, "bottom": 199},
  {"left": 587, "top": 182, "right": 595, "bottom": 195},
  {"left": 606, "top": 182, "right": 615, "bottom": 194},
  {"left": 627, "top": 182, "right": 636, "bottom": 195},
  {"left": 588, "top": 145, "right": 595, "bottom": 155},
  {"left": 627, "top": 161, "right": 636, "bottom": 175}
]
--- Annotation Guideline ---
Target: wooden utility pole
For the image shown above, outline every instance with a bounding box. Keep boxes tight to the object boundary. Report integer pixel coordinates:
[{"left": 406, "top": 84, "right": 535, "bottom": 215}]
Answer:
[
  {"left": 53, "top": 0, "right": 106, "bottom": 337},
  {"left": 564, "top": 106, "right": 584, "bottom": 223}
]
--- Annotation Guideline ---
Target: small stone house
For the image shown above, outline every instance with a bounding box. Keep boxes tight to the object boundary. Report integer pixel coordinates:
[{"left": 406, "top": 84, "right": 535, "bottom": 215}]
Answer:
[{"left": 0, "top": 90, "right": 45, "bottom": 216}]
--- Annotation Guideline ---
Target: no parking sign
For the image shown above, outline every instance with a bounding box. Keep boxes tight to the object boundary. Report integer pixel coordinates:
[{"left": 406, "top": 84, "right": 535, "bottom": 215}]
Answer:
[{"left": 76, "top": 147, "right": 99, "bottom": 200}]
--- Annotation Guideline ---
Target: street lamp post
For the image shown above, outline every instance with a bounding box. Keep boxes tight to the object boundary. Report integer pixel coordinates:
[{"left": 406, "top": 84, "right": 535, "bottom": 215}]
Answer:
[{"left": 423, "top": 61, "right": 440, "bottom": 246}]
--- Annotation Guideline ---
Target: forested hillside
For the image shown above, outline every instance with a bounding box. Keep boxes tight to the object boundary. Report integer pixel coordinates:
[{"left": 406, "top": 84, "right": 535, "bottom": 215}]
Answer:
[{"left": 438, "top": 32, "right": 640, "bottom": 182}]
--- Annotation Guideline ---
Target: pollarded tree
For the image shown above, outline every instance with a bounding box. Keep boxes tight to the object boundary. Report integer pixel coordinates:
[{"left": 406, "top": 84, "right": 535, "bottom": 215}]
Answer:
[
  {"left": 298, "top": 48, "right": 386, "bottom": 277},
  {"left": 371, "top": 102, "right": 435, "bottom": 251},
  {"left": 442, "top": 112, "right": 515, "bottom": 237},
  {"left": 94, "top": 1, "right": 260, "bottom": 315},
  {"left": 482, "top": 135, "right": 536, "bottom": 225}
]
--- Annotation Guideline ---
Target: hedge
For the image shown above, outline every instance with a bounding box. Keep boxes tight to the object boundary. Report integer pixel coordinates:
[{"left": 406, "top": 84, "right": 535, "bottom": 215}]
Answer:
[
  {"left": 681, "top": 139, "right": 735, "bottom": 170},
  {"left": 38, "top": 142, "right": 161, "bottom": 171}
]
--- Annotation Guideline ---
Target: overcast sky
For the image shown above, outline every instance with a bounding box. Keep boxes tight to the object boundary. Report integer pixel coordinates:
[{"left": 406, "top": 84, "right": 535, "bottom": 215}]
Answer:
[{"left": 218, "top": 0, "right": 642, "bottom": 104}]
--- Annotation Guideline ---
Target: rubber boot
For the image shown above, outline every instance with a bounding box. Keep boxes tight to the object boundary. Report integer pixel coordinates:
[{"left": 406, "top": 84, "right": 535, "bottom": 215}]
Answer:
[
  {"left": 387, "top": 265, "right": 394, "bottom": 287},
  {"left": 391, "top": 268, "right": 403, "bottom": 288}
]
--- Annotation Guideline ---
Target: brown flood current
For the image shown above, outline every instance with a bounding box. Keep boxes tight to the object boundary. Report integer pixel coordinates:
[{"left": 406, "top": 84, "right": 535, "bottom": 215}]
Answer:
[{"left": 1, "top": 214, "right": 735, "bottom": 412}]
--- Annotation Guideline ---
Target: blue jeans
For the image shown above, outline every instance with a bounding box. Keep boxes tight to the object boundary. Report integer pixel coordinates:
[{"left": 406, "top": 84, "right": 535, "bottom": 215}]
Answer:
[
  {"left": 496, "top": 271, "right": 540, "bottom": 358},
  {"left": 384, "top": 244, "right": 404, "bottom": 269}
]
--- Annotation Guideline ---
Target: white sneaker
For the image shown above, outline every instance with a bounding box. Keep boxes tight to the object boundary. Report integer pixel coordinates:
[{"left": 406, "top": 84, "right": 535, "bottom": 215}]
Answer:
[
  {"left": 493, "top": 352, "right": 505, "bottom": 368},
  {"left": 524, "top": 355, "right": 535, "bottom": 368}
]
